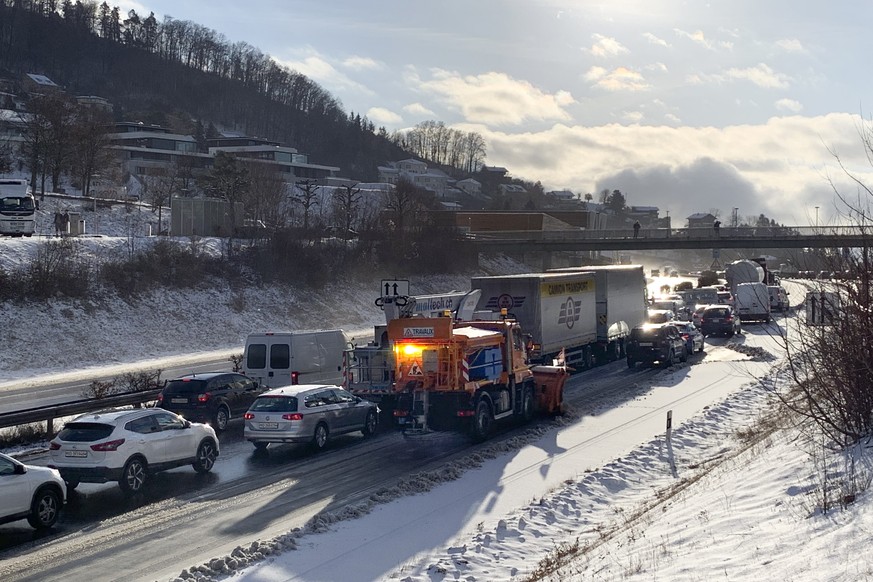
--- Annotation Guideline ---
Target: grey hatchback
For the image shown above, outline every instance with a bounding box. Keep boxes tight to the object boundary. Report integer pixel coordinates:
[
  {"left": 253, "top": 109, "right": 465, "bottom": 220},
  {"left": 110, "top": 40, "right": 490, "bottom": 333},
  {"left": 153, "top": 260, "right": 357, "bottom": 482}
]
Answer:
[{"left": 243, "top": 384, "right": 378, "bottom": 451}]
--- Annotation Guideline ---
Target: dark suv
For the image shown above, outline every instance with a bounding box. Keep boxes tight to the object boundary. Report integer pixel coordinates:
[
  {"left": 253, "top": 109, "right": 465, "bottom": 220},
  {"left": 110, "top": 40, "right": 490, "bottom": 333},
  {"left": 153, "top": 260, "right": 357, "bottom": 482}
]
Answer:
[
  {"left": 699, "top": 305, "right": 741, "bottom": 337},
  {"left": 158, "top": 372, "right": 262, "bottom": 432},
  {"left": 626, "top": 323, "right": 687, "bottom": 368}
]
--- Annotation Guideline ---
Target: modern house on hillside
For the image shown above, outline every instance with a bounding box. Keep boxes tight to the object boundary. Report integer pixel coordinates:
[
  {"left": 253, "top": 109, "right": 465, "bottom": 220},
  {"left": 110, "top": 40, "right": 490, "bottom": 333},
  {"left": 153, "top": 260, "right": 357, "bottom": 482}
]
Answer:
[
  {"left": 108, "top": 122, "right": 340, "bottom": 187},
  {"left": 377, "top": 158, "right": 450, "bottom": 198}
]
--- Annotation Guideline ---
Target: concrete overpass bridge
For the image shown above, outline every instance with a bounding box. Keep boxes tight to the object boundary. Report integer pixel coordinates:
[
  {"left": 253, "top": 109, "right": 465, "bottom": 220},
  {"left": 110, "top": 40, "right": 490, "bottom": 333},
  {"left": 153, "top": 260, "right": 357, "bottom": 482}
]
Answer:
[{"left": 469, "top": 225, "right": 870, "bottom": 253}]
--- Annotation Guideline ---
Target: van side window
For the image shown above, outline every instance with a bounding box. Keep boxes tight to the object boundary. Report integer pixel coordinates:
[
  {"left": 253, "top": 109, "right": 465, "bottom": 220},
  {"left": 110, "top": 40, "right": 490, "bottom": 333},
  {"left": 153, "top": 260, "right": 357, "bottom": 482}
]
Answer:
[
  {"left": 247, "top": 344, "right": 267, "bottom": 370},
  {"left": 270, "top": 344, "right": 290, "bottom": 369}
]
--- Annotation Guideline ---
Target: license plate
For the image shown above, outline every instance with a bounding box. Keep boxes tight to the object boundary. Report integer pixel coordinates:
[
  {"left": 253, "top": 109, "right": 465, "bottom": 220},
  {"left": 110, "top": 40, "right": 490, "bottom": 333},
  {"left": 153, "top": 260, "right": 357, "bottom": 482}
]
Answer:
[
  {"left": 65, "top": 450, "right": 87, "bottom": 458},
  {"left": 258, "top": 422, "right": 279, "bottom": 429},
  {"left": 639, "top": 342, "right": 653, "bottom": 347},
  {"left": 171, "top": 398, "right": 188, "bottom": 404},
  {"left": 712, "top": 318, "right": 722, "bottom": 323}
]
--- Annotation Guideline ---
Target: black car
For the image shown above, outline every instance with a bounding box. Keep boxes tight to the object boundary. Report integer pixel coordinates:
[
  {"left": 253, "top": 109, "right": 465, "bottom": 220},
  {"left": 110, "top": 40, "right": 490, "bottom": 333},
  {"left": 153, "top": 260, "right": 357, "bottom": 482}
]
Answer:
[
  {"left": 158, "top": 372, "right": 262, "bottom": 432},
  {"left": 699, "top": 305, "right": 741, "bottom": 337},
  {"left": 626, "top": 323, "right": 688, "bottom": 368}
]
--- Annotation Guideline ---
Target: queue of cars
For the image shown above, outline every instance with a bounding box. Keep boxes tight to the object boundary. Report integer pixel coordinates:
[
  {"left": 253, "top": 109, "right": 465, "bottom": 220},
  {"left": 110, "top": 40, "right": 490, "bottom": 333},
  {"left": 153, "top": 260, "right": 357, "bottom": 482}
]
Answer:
[{"left": 5, "top": 288, "right": 770, "bottom": 530}]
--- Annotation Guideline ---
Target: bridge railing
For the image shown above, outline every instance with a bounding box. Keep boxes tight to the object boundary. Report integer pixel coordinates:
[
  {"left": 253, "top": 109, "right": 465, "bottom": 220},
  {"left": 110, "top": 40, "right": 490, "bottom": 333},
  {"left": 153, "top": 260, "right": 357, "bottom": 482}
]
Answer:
[{"left": 468, "top": 225, "right": 867, "bottom": 241}]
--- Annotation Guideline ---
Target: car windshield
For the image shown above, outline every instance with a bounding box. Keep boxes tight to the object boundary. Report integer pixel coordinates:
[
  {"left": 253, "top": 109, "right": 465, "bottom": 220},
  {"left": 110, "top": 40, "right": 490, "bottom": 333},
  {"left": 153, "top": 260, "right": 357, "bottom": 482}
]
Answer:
[
  {"left": 705, "top": 308, "right": 729, "bottom": 317},
  {"left": 632, "top": 328, "right": 660, "bottom": 339},
  {"left": 57, "top": 422, "right": 115, "bottom": 442},
  {"left": 249, "top": 395, "right": 298, "bottom": 412},
  {"left": 164, "top": 379, "right": 209, "bottom": 394}
]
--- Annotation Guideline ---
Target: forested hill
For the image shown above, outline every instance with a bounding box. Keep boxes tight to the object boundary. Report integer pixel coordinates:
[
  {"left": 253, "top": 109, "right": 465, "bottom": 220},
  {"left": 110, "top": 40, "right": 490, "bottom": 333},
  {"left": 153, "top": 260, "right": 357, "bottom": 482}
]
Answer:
[{"left": 0, "top": 1, "right": 407, "bottom": 180}]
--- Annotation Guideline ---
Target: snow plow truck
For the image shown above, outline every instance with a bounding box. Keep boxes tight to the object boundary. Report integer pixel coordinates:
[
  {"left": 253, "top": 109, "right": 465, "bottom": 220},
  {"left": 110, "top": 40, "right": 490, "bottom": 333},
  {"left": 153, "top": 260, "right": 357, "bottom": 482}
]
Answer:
[{"left": 387, "top": 312, "right": 568, "bottom": 441}]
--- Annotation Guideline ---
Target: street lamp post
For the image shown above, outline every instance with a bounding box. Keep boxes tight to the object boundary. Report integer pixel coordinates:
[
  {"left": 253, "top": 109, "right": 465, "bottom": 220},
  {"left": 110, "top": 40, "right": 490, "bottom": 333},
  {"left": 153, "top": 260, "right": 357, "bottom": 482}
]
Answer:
[{"left": 815, "top": 206, "right": 819, "bottom": 232}]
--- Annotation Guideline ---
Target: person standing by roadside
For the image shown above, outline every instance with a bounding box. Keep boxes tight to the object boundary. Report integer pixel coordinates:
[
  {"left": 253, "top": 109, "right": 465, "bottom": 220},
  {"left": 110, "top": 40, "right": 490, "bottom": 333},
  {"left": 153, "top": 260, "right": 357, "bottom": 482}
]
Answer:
[
  {"left": 713, "top": 219, "right": 721, "bottom": 237},
  {"left": 633, "top": 220, "right": 641, "bottom": 239}
]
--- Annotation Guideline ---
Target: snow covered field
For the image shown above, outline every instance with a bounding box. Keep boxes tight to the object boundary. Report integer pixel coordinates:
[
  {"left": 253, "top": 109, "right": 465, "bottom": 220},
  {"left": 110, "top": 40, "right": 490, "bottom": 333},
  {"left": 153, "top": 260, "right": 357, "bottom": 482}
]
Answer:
[{"left": 3, "top": 202, "right": 871, "bottom": 581}]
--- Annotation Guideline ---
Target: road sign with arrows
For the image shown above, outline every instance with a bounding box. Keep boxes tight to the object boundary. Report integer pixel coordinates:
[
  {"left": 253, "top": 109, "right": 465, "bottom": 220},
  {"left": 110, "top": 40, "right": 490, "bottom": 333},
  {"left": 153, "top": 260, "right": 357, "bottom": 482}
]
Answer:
[{"left": 381, "top": 279, "right": 410, "bottom": 297}]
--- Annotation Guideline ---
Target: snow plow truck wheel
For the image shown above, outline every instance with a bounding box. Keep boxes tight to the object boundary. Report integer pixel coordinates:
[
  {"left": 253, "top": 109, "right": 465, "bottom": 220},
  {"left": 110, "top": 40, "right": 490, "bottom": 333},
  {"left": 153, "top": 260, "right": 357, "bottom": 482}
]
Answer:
[
  {"left": 470, "top": 399, "right": 493, "bottom": 442},
  {"left": 522, "top": 386, "right": 535, "bottom": 424}
]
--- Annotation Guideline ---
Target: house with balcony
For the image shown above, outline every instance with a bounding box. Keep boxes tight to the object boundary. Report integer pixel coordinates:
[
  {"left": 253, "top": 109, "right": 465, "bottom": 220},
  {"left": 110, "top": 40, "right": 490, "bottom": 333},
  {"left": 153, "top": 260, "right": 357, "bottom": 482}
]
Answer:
[
  {"left": 687, "top": 212, "right": 717, "bottom": 229},
  {"left": 377, "top": 158, "right": 450, "bottom": 198}
]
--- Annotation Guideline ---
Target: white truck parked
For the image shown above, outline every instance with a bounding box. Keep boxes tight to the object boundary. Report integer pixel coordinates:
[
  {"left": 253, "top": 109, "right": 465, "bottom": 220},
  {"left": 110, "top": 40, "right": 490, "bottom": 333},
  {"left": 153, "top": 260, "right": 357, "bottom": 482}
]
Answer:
[
  {"left": 243, "top": 330, "right": 349, "bottom": 388},
  {"left": 734, "top": 282, "right": 771, "bottom": 322}
]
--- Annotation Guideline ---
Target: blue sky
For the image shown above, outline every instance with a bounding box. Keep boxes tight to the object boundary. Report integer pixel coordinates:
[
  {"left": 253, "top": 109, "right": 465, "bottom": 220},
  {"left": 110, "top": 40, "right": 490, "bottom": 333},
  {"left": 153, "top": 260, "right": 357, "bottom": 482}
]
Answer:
[{"left": 127, "top": 0, "right": 873, "bottom": 226}]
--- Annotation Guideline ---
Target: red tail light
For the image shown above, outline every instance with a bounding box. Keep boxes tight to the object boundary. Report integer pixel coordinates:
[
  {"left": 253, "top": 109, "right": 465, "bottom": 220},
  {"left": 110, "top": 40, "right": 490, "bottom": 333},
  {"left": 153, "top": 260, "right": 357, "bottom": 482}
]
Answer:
[
  {"left": 393, "top": 409, "right": 409, "bottom": 417},
  {"left": 91, "top": 438, "right": 125, "bottom": 452},
  {"left": 682, "top": 334, "right": 690, "bottom": 340},
  {"left": 457, "top": 410, "right": 475, "bottom": 417},
  {"left": 197, "top": 392, "right": 211, "bottom": 403},
  {"left": 156, "top": 394, "right": 163, "bottom": 404},
  {"left": 49, "top": 442, "right": 60, "bottom": 450},
  {"left": 282, "top": 413, "right": 303, "bottom": 421},
  {"left": 725, "top": 316, "right": 733, "bottom": 322},
  {"left": 244, "top": 412, "right": 255, "bottom": 420},
  {"left": 291, "top": 371, "right": 300, "bottom": 385}
]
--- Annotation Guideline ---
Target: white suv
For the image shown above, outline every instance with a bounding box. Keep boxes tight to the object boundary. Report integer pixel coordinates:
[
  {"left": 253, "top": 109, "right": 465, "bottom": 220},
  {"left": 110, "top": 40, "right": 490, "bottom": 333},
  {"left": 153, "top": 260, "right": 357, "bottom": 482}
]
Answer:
[
  {"left": 0, "top": 452, "right": 66, "bottom": 529},
  {"left": 49, "top": 408, "right": 219, "bottom": 494}
]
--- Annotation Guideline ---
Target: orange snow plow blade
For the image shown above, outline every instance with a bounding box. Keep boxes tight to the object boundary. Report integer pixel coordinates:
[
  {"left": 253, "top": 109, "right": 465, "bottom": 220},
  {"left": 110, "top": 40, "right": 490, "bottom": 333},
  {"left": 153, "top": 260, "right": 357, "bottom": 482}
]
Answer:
[{"left": 531, "top": 365, "right": 568, "bottom": 415}]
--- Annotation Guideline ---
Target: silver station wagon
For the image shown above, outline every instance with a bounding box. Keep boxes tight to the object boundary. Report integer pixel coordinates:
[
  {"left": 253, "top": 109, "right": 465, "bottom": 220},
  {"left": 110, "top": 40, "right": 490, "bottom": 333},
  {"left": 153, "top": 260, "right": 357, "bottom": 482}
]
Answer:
[{"left": 243, "top": 384, "right": 378, "bottom": 452}]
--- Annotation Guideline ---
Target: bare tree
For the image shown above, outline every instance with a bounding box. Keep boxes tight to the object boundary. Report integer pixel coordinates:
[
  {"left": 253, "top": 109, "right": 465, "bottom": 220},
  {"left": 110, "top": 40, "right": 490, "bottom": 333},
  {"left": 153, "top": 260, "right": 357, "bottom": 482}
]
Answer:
[
  {"left": 775, "top": 120, "right": 873, "bottom": 446},
  {"left": 292, "top": 178, "right": 320, "bottom": 231},
  {"left": 70, "top": 106, "right": 112, "bottom": 199},
  {"left": 332, "top": 183, "right": 361, "bottom": 238},
  {"left": 243, "top": 161, "right": 287, "bottom": 227}
]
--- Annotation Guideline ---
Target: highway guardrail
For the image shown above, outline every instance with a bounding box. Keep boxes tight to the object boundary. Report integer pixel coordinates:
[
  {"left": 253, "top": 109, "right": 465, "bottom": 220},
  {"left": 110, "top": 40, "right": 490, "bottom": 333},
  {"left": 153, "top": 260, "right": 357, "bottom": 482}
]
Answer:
[{"left": 0, "top": 388, "right": 162, "bottom": 433}]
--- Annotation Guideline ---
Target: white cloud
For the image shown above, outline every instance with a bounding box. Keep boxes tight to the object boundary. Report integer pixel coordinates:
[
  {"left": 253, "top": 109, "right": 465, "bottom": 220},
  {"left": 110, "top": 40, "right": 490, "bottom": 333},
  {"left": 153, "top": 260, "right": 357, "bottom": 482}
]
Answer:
[
  {"left": 403, "top": 102, "right": 435, "bottom": 117},
  {"left": 585, "top": 66, "right": 650, "bottom": 92},
  {"left": 464, "top": 113, "right": 870, "bottom": 225},
  {"left": 410, "top": 69, "right": 575, "bottom": 126},
  {"left": 643, "top": 32, "right": 669, "bottom": 48},
  {"left": 725, "top": 63, "right": 790, "bottom": 89},
  {"left": 674, "top": 28, "right": 714, "bottom": 50},
  {"left": 366, "top": 107, "right": 402, "bottom": 125},
  {"left": 775, "top": 38, "right": 806, "bottom": 53},
  {"left": 342, "top": 55, "right": 382, "bottom": 70},
  {"left": 775, "top": 98, "right": 803, "bottom": 113},
  {"left": 665, "top": 113, "right": 681, "bottom": 123},
  {"left": 272, "top": 50, "right": 375, "bottom": 96},
  {"left": 587, "top": 34, "right": 629, "bottom": 57},
  {"left": 646, "top": 62, "right": 668, "bottom": 73},
  {"left": 622, "top": 110, "right": 644, "bottom": 123}
]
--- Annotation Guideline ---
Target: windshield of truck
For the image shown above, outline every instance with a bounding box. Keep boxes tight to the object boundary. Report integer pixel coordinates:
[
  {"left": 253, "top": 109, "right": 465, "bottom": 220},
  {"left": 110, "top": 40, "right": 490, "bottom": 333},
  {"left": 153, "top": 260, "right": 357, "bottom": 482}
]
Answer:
[{"left": 0, "top": 196, "right": 35, "bottom": 212}]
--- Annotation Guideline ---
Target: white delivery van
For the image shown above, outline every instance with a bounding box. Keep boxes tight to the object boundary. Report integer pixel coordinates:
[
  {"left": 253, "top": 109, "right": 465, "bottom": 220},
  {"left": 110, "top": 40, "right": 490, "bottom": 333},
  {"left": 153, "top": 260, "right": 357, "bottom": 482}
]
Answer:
[
  {"left": 767, "top": 286, "right": 789, "bottom": 312},
  {"left": 243, "top": 330, "right": 350, "bottom": 388},
  {"left": 734, "top": 282, "right": 771, "bottom": 322}
]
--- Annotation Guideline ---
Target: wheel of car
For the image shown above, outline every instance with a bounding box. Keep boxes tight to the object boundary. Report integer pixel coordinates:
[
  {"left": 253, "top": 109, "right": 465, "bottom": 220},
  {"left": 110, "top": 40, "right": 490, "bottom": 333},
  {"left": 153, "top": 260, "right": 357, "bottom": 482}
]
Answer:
[
  {"left": 680, "top": 347, "right": 688, "bottom": 363},
  {"left": 27, "top": 487, "right": 61, "bottom": 529},
  {"left": 698, "top": 341, "right": 705, "bottom": 353},
  {"left": 727, "top": 330, "right": 735, "bottom": 338},
  {"left": 119, "top": 457, "right": 147, "bottom": 494},
  {"left": 312, "top": 423, "right": 329, "bottom": 451},
  {"left": 521, "top": 385, "right": 536, "bottom": 423},
  {"left": 253, "top": 442, "right": 268, "bottom": 451},
  {"left": 663, "top": 350, "right": 674, "bottom": 368},
  {"left": 64, "top": 479, "right": 79, "bottom": 491},
  {"left": 362, "top": 410, "right": 378, "bottom": 437},
  {"left": 213, "top": 405, "right": 230, "bottom": 432},
  {"left": 193, "top": 439, "right": 218, "bottom": 473},
  {"left": 470, "top": 398, "right": 493, "bottom": 442}
]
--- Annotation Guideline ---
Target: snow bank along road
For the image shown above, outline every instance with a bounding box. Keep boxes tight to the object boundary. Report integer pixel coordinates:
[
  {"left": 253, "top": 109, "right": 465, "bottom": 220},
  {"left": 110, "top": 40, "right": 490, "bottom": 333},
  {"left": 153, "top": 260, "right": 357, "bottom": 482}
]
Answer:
[{"left": 0, "top": 320, "right": 786, "bottom": 582}]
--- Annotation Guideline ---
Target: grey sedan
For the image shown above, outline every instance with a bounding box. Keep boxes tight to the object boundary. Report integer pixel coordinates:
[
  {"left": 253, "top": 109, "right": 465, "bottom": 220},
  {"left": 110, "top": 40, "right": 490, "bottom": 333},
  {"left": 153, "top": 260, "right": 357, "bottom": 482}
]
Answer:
[{"left": 243, "top": 384, "right": 378, "bottom": 451}]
